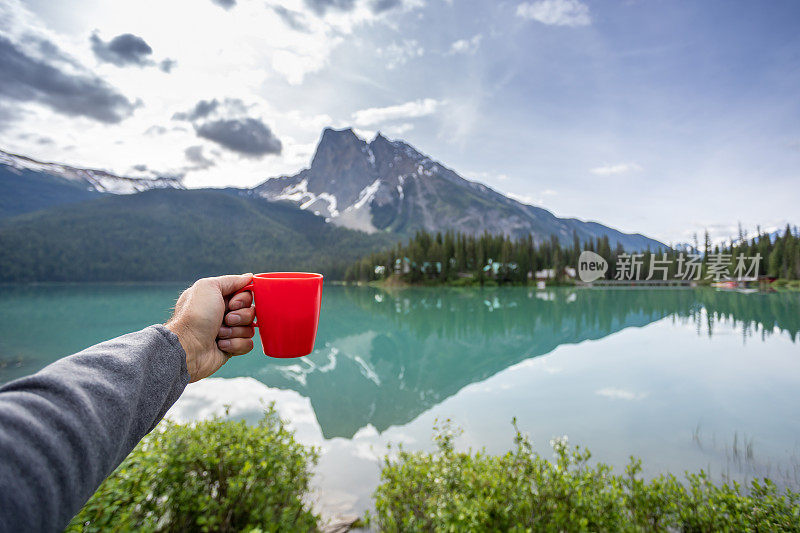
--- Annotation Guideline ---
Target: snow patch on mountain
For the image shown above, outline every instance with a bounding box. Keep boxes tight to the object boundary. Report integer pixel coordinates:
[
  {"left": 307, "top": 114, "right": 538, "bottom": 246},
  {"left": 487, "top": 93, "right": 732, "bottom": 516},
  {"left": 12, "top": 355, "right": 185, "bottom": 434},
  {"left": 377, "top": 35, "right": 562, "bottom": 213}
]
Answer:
[
  {"left": 317, "top": 193, "right": 339, "bottom": 218},
  {"left": 363, "top": 146, "right": 376, "bottom": 166},
  {"left": 0, "top": 150, "right": 183, "bottom": 194},
  {"left": 275, "top": 178, "right": 310, "bottom": 202},
  {"left": 329, "top": 179, "right": 383, "bottom": 233},
  {"left": 351, "top": 179, "right": 381, "bottom": 211},
  {"left": 270, "top": 178, "right": 340, "bottom": 218}
]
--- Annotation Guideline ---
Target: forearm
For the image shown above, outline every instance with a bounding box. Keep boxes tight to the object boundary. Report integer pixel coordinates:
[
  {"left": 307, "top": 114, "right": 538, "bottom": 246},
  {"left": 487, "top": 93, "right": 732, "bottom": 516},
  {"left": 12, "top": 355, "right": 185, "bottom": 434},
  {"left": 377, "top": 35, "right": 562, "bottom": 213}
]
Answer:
[{"left": 0, "top": 325, "right": 190, "bottom": 532}]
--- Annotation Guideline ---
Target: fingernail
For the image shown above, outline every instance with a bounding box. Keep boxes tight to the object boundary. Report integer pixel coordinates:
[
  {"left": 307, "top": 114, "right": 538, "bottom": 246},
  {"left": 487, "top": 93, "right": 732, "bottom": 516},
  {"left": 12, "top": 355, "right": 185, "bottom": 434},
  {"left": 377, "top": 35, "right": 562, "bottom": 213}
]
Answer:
[
  {"left": 219, "top": 326, "right": 231, "bottom": 337},
  {"left": 218, "top": 339, "right": 231, "bottom": 350},
  {"left": 229, "top": 300, "right": 242, "bottom": 310},
  {"left": 228, "top": 314, "right": 241, "bottom": 325}
]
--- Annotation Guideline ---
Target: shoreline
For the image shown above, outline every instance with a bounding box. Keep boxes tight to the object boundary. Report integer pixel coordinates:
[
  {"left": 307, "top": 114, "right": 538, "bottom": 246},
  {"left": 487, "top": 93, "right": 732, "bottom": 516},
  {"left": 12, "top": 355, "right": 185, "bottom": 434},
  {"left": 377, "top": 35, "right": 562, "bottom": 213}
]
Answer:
[{"left": 344, "top": 277, "right": 800, "bottom": 292}]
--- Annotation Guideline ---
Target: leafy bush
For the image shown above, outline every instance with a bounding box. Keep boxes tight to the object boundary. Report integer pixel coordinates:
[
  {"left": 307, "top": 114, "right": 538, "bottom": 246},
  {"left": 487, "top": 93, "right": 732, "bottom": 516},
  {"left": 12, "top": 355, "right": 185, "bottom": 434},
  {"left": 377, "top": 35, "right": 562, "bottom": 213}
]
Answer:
[
  {"left": 68, "top": 407, "right": 319, "bottom": 532},
  {"left": 370, "top": 419, "right": 800, "bottom": 532},
  {"left": 777, "top": 279, "right": 800, "bottom": 290},
  {"left": 448, "top": 276, "right": 479, "bottom": 287}
]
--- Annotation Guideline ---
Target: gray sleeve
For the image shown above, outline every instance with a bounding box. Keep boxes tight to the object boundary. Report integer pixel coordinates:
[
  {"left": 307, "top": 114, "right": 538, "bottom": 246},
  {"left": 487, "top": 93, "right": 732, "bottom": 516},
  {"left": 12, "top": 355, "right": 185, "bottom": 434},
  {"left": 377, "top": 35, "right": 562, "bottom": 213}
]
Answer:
[{"left": 0, "top": 324, "right": 190, "bottom": 532}]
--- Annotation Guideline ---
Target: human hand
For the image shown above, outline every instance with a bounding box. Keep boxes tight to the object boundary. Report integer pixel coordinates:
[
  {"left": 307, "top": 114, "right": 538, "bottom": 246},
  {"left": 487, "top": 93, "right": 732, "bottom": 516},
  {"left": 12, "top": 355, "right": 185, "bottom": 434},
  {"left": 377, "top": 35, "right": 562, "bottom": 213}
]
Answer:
[{"left": 165, "top": 274, "right": 256, "bottom": 382}]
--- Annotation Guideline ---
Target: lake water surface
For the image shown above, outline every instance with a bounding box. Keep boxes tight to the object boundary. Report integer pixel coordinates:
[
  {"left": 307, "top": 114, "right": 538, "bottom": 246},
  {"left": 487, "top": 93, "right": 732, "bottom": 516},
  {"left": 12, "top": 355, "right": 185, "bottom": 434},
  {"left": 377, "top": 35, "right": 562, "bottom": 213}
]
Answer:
[{"left": 1, "top": 284, "right": 798, "bottom": 519}]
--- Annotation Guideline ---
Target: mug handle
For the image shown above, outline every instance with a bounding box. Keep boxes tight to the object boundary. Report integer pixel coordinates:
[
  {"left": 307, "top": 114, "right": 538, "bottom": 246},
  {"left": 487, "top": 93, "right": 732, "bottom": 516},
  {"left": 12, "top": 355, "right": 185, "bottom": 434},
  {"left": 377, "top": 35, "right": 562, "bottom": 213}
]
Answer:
[{"left": 231, "top": 282, "right": 258, "bottom": 328}]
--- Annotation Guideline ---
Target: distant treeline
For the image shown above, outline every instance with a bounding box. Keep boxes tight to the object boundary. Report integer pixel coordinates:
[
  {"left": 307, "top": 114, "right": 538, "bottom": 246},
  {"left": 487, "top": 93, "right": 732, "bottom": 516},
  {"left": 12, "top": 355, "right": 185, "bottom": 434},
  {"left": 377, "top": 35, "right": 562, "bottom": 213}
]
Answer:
[{"left": 344, "top": 225, "right": 800, "bottom": 285}]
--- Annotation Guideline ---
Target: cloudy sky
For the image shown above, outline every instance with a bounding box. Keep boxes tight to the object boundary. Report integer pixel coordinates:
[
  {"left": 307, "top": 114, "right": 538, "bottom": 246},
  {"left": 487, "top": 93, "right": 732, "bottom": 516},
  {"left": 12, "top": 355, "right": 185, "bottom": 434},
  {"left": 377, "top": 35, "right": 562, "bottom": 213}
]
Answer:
[{"left": 1, "top": 0, "right": 798, "bottom": 244}]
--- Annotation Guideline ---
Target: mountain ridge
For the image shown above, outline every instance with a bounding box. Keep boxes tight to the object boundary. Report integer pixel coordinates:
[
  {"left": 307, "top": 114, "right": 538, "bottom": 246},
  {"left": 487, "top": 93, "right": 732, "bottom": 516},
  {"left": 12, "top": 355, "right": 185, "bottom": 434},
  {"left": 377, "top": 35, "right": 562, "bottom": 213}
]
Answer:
[
  {"left": 0, "top": 149, "right": 184, "bottom": 193},
  {"left": 0, "top": 149, "right": 184, "bottom": 219},
  {"left": 252, "top": 127, "right": 666, "bottom": 251},
  {"left": 2, "top": 129, "right": 665, "bottom": 251}
]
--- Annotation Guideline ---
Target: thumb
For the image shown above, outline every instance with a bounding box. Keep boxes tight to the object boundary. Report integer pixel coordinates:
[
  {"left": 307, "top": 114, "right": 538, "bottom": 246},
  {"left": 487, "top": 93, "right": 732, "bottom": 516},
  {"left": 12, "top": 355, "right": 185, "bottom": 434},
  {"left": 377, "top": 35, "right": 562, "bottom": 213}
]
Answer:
[{"left": 213, "top": 273, "right": 254, "bottom": 296}]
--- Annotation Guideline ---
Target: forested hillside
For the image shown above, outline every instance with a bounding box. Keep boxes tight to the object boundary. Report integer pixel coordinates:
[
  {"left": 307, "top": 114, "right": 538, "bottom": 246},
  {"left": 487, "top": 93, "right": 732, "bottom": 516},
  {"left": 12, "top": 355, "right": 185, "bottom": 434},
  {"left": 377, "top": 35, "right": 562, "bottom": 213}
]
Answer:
[
  {"left": 0, "top": 165, "right": 102, "bottom": 219},
  {"left": 0, "top": 189, "right": 395, "bottom": 282}
]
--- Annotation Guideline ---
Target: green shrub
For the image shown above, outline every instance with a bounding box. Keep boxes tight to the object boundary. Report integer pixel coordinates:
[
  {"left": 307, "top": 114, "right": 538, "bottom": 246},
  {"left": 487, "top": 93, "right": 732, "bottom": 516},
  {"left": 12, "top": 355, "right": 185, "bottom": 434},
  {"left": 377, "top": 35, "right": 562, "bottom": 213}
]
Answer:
[
  {"left": 448, "top": 277, "right": 479, "bottom": 287},
  {"left": 370, "top": 419, "right": 800, "bottom": 532},
  {"left": 68, "top": 406, "right": 319, "bottom": 532}
]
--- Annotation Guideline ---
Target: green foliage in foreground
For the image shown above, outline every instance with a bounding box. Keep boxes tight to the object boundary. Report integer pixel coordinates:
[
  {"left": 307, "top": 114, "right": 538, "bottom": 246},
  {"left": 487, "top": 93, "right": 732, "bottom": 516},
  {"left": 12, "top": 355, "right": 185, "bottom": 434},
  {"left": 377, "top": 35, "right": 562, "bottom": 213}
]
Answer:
[
  {"left": 68, "top": 413, "right": 800, "bottom": 532},
  {"left": 370, "top": 420, "right": 800, "bottom": 532},
  {"left": 68, "top": 407, "right": 319, "bottom": 533}
]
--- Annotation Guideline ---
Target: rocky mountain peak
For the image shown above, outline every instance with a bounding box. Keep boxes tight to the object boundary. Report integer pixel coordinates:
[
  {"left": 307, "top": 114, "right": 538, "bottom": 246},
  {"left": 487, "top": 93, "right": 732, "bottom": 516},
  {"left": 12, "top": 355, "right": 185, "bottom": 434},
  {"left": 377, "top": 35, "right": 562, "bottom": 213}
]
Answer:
[
  {"left": 311, "top": 128, "right": 366, "bottom": 169},
  {"left": 253, "top": 127, "right": 666, "bottom": 250},
  {"left": 370, "top": 131, "right": 390, "bottom": 144},
  {"left": 307, "top": 127, "right": 376, "bottom": 208}
]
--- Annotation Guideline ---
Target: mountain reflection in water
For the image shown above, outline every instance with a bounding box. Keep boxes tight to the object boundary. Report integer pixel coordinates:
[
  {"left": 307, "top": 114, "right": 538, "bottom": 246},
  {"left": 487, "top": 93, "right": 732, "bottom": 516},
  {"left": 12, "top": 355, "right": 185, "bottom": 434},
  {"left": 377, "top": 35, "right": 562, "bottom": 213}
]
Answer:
[{"left": 216, "top": 286, "right": 799, "bottom": 439}]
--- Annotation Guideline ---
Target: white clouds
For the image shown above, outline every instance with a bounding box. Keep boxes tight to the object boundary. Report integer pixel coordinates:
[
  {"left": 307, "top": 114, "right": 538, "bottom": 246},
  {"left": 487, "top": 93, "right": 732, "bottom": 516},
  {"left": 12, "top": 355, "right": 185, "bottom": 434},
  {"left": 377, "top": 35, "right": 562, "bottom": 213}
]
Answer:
[
  {"left": 272, "top": 48, "right": 330, "bottom": 86},
  {"left": 516, "top": 0, "right": 591, "bottom": 27},
  {"left": 448, "top": 34, "right": 482, "bottom": 55},
  {"left": 352, "top": 98, "right": 439, "bottom": 126},
  {"left": 590, "top": 162, "right": 643, "bottom": 176},
  {"left": 354, "top": 123, "right": 415, "bottom": 139},
  {"left": 1, "top": 0, "right": 438, "bottom": 188},
  {"left": 506, "top": 191, "right": 536, "bottom": 205},
  {"left": 504, "top": 189, "right": 558, "bottom": 207},
  {"left": 596, "top": 387, "right": 647, "bottom": 401},
  {"left": 438, "top": 94, "right": 480, "bottom": 146},
  {"left": 680, "top": 220, "right": 793, "bottom": 248},
  {"left": 466, "top": 170, "right": 509, "bottom": 183},
  {"left": 376, "top": 39, "right": 424, "bottom": 69},
  {"left": 382, "top": 122, "right": 414, "bottom": 135}
]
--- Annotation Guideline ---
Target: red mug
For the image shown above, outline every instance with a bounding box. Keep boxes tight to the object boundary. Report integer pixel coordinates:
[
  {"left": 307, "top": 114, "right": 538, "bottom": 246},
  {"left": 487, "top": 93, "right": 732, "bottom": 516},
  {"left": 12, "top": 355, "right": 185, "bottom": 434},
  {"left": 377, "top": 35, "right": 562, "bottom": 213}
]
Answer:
[{"left": 233, "top": 272, "right": 323, "bottom": 358}]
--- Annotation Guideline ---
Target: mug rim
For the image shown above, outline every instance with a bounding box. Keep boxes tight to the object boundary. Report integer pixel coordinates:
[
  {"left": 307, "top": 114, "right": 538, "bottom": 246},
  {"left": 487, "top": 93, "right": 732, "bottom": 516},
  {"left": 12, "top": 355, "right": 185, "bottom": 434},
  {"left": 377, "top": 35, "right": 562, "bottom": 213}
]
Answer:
[{"left": 253, "top": 272, "right": 323, "bottom": 280}]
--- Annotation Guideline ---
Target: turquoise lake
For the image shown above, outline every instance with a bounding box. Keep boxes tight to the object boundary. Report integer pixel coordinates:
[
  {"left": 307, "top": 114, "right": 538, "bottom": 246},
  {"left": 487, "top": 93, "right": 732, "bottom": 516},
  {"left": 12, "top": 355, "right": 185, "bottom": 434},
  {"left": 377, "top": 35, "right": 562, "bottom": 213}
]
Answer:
[{"left": 1, "top": 284, "right": 798, "bottom": 518}]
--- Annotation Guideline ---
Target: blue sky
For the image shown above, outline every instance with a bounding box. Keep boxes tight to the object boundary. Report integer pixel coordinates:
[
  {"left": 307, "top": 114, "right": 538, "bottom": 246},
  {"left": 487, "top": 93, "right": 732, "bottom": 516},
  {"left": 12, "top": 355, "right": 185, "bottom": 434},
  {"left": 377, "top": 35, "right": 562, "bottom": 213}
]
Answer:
[{"left": 1, "top": 0, "right": 798, "bottom": 244}]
